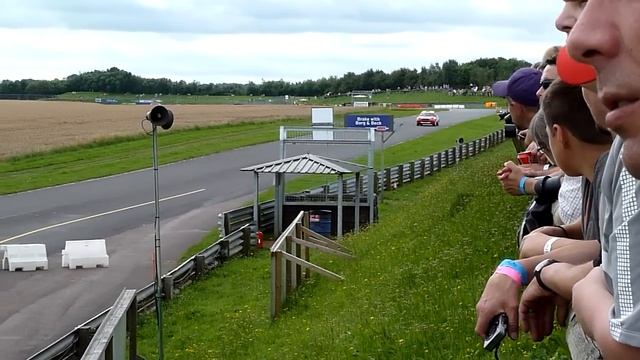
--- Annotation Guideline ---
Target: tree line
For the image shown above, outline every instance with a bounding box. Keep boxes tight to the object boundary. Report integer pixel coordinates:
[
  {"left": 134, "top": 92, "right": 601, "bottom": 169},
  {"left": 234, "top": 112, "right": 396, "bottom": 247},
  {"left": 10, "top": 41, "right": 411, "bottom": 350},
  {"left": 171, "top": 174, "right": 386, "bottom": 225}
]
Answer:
[{"left": 0, "top": 58, "right": 529, "bottom": 97}]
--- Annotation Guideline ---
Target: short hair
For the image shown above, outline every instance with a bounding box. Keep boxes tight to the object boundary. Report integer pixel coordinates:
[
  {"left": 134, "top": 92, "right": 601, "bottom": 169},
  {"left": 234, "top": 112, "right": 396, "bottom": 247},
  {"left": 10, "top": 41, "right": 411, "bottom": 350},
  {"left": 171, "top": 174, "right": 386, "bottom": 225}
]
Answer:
[
  {"left": 529, "top": 110, "right": 556, "bottom": 164},
  {"left": 542, "top": 46, "right": 561, "bottom": 66},
  {"left": 542, "top": 80, "right": 613, "bottom": 145}
]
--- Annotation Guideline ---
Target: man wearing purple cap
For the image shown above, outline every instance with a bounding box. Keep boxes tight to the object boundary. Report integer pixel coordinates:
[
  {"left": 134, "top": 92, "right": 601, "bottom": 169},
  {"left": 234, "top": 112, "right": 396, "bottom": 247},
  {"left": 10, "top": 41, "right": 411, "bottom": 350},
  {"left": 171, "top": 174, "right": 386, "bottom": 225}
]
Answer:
[{"left": 493, "top": 67, "right": 543, "bottom": 131}]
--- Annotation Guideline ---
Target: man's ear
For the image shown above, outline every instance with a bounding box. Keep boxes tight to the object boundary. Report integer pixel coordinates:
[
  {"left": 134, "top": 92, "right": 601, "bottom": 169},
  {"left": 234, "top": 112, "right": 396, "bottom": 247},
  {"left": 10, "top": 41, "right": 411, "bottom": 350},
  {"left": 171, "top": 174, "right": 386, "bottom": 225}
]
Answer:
[
  {"left": 553, "top": 124, "right": 571, "bottom": 149},
  {"left": 510, "top": 102, "right": 523, "bottom": 120}
]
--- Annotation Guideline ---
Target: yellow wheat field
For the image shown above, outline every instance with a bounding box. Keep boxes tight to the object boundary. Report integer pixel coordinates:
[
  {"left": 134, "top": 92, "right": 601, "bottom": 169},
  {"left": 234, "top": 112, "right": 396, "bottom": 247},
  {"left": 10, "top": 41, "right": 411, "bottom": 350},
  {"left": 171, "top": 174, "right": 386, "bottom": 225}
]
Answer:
[{"left": 0, "top": 100, "right": 342, "bottom": 159}]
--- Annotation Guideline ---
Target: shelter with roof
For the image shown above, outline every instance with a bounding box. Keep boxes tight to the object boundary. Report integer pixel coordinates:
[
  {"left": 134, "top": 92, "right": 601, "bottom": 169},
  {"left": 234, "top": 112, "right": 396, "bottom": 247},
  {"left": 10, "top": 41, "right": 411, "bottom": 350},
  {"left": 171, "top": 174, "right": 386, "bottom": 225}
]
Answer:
[{"left": 241, "top": 153, "right": 374, "bottom": 238}]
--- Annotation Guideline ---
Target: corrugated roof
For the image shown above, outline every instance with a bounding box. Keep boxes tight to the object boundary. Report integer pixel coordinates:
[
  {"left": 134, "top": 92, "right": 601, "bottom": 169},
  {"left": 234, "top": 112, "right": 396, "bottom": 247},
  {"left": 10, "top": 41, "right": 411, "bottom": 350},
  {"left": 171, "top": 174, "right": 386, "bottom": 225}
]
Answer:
[{"left": 241, "top": 153, "right": 370, "bottom": 174}]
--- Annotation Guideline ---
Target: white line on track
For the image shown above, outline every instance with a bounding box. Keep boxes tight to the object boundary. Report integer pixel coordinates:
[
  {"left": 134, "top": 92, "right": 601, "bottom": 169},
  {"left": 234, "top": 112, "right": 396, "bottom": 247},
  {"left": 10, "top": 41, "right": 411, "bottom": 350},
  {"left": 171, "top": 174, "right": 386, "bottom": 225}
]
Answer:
[{"left": 0, "top": 188, "right": 207, "bottom": 244}]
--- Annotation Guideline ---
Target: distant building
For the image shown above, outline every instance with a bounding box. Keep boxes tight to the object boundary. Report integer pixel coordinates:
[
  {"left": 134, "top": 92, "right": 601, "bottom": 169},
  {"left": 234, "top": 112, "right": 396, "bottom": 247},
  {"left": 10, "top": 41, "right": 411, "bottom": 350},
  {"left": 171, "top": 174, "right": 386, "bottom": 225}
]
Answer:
[
  {"left": 94, "top": 98, "right": 119, "bottom": 104},
  {"left": 351, "top": 90, "right": 373, "bottom": 107}
]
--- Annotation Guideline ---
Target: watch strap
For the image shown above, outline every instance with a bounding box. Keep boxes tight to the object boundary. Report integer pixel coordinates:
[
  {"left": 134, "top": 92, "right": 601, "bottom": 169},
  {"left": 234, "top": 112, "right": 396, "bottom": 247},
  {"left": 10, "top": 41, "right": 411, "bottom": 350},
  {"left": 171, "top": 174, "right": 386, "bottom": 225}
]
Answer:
[{"left": 535, "top": 259, "right": 558, "bottom": 292}]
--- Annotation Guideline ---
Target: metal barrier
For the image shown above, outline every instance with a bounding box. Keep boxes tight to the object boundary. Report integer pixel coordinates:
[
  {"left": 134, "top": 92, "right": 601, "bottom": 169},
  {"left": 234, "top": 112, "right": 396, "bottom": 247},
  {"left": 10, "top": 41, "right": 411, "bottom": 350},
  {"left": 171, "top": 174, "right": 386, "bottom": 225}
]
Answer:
[
  {"left": 270, "top": 211, "right": 353, "bottom": 320},
  {"left": 29, "top": 225, "right": 253, "bottom": 360},
  {"left": 218, "top": 130, "right": 505, "bottom": 236},
  {"left": 219, "top": 201, "right": 275, "bottom": 237},
  {"left": 31, "top": 129, "right": 504, "bottom": 359}
]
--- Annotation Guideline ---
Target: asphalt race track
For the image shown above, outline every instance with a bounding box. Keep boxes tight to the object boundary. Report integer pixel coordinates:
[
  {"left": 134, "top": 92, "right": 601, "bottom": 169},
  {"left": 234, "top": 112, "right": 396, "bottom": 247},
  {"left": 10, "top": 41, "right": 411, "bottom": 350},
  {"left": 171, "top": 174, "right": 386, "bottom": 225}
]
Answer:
[{"left": 0, "top": 109, "right": 492, "bottom": 359}]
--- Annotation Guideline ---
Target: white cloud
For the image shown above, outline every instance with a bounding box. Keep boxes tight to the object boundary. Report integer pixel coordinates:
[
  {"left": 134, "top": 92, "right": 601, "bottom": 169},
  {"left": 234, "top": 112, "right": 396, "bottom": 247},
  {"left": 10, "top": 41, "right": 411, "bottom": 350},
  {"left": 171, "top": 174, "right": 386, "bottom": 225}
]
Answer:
[{"left": 0, "top": 0, "right": 567, "bottom": 83}]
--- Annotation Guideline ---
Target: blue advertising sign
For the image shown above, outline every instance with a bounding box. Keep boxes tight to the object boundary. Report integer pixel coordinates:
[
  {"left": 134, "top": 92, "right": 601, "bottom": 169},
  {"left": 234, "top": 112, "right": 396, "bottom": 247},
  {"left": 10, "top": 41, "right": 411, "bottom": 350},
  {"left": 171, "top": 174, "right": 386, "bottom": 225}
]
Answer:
[{"left": 344, "top": 114, "right": 394, "bottom": 132}]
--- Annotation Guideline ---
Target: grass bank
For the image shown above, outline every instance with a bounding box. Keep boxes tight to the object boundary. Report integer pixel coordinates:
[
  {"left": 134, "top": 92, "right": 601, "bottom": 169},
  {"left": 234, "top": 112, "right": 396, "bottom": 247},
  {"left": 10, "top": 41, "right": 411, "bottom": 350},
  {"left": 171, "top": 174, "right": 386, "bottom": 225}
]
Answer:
[
  {"left": 0, "top": 109, "right": 420, "bottom": 195},
  {"left": 181, "top": 114, "right": 503, "bottom": 259},
  {"left": 136, "top": 142, "right": 569, "bottom": 359},
  {"left": 180, "top": 116, "right": 502, "bottom": 260},
  {"left": 260, "top": 114, "right": 503, "bottom": 201},
  {"left": 56, "top": 91, "right": 505, "bottom": 107},
  {"left": 312, "top": 91, "right": 505, "bottom": 107},
  {"left": 0, "top": 119, "right": 303, "bottom": 195}
]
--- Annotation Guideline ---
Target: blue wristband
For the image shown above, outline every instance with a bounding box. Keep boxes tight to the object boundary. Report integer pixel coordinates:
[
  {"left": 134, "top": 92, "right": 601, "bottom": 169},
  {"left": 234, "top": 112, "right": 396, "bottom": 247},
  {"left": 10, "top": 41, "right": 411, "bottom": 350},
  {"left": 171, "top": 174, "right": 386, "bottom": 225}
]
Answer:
[
  {"left": 518, "top": 176, "right": 528, "bottom": 195},
  {"left": 498, "top": 259, "right": 528, "bottom": 285}
]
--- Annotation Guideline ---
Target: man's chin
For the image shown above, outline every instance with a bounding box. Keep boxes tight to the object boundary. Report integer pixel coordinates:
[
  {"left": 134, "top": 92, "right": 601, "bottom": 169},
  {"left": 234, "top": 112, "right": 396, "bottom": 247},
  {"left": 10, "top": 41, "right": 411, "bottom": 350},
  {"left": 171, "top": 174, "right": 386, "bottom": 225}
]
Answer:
[{"left": 622, "top": 141, "right": 640, "bottom": 180}]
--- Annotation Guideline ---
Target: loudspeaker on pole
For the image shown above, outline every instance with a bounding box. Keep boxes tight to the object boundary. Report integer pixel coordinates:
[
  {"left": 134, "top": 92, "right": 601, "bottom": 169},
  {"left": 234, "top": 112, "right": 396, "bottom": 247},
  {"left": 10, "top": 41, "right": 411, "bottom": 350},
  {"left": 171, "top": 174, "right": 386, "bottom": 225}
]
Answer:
[{"left": 146, "top": 105, "right": 174, "bottom": 130}]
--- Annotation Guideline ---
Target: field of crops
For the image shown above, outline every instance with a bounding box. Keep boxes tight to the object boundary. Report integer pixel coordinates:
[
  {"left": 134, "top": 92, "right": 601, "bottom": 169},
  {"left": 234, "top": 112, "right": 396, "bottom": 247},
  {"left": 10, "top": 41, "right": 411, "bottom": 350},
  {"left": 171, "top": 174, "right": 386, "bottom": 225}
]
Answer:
[{"left": 0, "top": 100, "right": 355, "bottom": 159}]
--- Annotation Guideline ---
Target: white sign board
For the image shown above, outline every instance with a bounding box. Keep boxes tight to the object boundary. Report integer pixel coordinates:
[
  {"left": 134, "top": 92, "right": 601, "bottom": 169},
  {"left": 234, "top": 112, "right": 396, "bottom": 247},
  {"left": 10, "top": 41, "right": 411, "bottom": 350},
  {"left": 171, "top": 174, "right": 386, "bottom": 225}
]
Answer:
[
  {"left": 311, "top": 107, "right": 334, "bottom": 126},
  {"left": 311, "top": 107, "right": 334, "bottom": 140}
]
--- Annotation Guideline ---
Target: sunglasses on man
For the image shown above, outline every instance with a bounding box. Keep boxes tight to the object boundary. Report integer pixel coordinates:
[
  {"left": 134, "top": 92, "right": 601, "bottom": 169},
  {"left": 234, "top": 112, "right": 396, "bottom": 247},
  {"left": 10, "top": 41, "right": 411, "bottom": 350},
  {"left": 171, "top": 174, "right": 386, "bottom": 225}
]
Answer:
[{"left": 540, "top": 79, "right": 554, "bottom": 90}]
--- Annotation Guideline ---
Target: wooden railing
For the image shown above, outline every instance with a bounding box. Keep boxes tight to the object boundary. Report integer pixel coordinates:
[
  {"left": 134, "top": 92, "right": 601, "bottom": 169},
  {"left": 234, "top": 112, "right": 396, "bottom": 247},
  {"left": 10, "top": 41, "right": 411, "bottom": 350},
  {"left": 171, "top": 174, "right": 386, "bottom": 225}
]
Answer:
[
  {"left": 270, "top": 211, "right": 354, "bottom": 319},
  {"left": 81, "top": 289, "right": 137, "bottom": 360},
  {"left": 29, "top": 225, "right": 253, "bottom": 360}
]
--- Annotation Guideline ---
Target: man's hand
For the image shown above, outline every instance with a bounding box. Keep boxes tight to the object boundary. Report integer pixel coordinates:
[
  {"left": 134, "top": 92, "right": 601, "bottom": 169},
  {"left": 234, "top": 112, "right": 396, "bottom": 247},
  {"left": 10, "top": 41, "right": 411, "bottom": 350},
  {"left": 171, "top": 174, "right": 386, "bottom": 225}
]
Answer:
[
  {"left": 521, "top": 163, "right": 546, "bottom": 177},
  {"left": 497, "top": 161, "right": 526, "bottom": 196},
  {"left": 475, "top": 273, "right": 521, "bottom": 340},
  {"left": 529, "top": 225, "right": 567, "bottom": 237},
  {"left": 520, "top": 231, "right": 567, "bottom": 258},
  {"left": 519, "top": 279, "right": 569, "bottom": 341}
]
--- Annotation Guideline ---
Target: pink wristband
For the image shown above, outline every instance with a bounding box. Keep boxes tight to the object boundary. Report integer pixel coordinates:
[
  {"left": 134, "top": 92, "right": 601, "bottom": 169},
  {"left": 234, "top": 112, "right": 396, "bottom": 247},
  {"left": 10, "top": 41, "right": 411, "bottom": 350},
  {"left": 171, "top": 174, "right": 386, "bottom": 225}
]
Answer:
[{"left": 495, "top": 266, "right": 522, "bottom": 285}]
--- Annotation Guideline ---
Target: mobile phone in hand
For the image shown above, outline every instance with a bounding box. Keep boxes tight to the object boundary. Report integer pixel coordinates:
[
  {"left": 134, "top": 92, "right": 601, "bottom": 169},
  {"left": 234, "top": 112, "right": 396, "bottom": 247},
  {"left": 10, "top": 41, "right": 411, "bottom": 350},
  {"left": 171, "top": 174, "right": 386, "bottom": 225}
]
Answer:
[{"left": 483, "top": 313, "right": 508, "bottom": 351}]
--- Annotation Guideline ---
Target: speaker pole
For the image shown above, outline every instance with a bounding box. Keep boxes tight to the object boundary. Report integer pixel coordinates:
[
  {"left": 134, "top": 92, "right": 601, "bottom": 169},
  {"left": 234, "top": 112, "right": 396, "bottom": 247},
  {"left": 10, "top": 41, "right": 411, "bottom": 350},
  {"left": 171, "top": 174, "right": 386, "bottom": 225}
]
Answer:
[{"left": 152, "top": 124, "right": 164, "bottom": 360}]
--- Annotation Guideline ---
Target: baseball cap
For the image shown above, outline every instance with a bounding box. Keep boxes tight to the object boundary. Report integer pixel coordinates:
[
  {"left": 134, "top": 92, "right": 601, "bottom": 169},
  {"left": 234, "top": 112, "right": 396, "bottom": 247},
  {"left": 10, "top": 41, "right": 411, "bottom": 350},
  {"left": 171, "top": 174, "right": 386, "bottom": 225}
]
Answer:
[
  {"left": 492, "top": 68, "right": 542, "bottom": 107},
  {"left": 557, "top": 46, "right": 597, "bottom": 85}
]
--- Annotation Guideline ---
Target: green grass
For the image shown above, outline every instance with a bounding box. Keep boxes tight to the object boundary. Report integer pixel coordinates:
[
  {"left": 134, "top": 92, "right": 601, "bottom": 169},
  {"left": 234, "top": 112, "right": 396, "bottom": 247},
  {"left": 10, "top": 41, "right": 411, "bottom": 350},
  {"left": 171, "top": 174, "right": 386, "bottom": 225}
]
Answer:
[
  {"left": 0, "top": 118, "right": 305, "bottom": 195},
  {"left": 308, "top": 91, "right": 505, "bottom": 107},
  {"left": 55, "top": 92, "right": 274, "bottom": 105},
  {"left": 179, "top": 228, "right": 220, "bottom": 263},
  {"left": 261, "top": 114, "right": 503, "bottom": 202},
  {"left": 0, "top": 108, "right": 418, "bottom": 195},
  {"left": 172, "top": 114, "right": 503, "bottom": 258},
  {"left": 55, "top": 91, "right": 505, "bottom": 107},
  {"left": 136, "top": 142, "right": 570, "bottom": 359}
]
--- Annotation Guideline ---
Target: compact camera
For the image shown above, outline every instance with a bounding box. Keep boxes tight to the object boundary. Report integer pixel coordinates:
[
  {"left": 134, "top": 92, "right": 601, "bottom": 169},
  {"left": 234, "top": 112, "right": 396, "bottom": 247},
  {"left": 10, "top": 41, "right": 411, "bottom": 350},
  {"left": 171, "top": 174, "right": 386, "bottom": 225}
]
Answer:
[
  {"left": 498, "top": 111, "right": 517, "bottom": 139},
  {"left": 483, "top": 313, "right": 508, "bottom": 351}
]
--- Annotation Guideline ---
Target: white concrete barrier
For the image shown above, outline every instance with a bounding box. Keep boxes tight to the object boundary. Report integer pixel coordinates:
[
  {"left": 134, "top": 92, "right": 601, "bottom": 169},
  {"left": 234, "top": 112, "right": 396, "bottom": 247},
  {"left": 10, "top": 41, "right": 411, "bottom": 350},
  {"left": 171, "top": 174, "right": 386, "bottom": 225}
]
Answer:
[
  {"left": 433, "top": 104, "right": 466, "bottom": 110},
  {"left": 2, "top": 244, "right": 48, "bottom": 271},
  {"left": 62, "top": 239, "right": 109, "bottom": 269},
  {"left": 0, "top": 245, "right": 5, "bottom": 270}
]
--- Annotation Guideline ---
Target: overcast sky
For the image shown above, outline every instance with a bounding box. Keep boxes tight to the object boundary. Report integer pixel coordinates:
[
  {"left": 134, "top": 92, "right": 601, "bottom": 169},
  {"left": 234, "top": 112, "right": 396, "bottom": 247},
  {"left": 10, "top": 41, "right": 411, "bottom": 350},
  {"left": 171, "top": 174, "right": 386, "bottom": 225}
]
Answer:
[{"left": 0, "top": 0, "right": 566, "bottom": 84}]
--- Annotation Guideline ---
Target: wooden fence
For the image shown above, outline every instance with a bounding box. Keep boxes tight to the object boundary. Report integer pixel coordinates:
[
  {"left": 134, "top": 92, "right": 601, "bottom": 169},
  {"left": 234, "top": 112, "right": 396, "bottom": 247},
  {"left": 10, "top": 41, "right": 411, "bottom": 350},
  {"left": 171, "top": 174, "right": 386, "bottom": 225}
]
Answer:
[
  {"left": 31, "top": 129, "right": 505, "bottom": 358},
  {"left": 28, "top": 225, "right": 253, "bottom": 360},
  {"left": 270, "top": 211, "right": 353, "bottom": 319}
]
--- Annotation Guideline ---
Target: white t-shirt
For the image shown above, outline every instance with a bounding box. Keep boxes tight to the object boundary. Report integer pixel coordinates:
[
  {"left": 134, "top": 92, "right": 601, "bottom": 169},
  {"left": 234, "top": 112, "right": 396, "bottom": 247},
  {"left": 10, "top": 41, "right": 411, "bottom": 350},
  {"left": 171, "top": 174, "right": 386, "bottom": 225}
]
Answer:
[{"left": 557, "top": 175, "right": 583, "bottom": 225}]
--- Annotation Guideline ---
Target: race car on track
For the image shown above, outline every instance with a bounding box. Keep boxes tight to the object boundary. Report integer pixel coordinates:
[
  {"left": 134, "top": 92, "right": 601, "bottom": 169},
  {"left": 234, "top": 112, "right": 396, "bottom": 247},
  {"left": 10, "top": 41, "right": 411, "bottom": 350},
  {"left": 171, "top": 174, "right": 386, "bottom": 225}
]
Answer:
[{"left": 416, "top": 110, "right": 439, "bottom": 126}]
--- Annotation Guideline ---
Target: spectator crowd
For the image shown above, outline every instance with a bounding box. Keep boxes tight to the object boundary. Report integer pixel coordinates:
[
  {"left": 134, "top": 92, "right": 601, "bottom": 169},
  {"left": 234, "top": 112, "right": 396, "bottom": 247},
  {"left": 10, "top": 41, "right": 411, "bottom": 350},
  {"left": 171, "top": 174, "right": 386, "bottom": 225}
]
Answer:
[{"left": 474, "top": 1, "right": 640, "bottom": 358}]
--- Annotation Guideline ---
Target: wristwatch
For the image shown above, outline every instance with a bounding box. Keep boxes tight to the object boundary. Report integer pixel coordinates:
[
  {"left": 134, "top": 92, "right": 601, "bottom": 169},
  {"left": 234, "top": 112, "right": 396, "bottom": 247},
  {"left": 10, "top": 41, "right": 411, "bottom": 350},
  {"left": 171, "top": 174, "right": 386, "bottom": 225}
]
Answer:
[{"left": 534, "top": 259, "right": 558, "bottom": 292}]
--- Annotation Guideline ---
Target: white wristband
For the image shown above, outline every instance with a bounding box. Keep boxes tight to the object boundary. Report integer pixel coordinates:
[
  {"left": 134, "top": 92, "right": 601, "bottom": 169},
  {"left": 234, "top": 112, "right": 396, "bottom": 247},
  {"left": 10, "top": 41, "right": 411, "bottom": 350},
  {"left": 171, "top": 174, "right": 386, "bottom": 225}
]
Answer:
[{"left": 543, "top": 237, "right": 560, "bottom": 254}]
